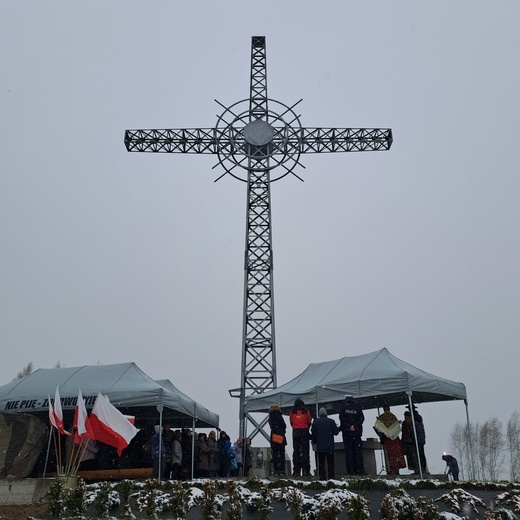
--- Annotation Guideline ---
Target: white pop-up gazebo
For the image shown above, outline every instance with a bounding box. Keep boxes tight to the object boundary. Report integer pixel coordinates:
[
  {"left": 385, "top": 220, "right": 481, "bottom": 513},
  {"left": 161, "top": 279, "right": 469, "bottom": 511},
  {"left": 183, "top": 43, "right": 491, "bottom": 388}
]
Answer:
[
  {"left": 246, "top": 348, "right": 473, "bottom": 478},
  {"left": 246, "top": 348, "right": 467, "bottom": 413},
  {"left": 0, "top": 362, "right": 219, "bottom": 428}
]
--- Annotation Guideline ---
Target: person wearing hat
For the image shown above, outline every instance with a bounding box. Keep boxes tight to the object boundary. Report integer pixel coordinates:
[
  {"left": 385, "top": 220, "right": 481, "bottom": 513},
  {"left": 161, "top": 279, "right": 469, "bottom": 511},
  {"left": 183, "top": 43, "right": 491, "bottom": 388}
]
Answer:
[
  {"left": 401, "top": 411, "right": 419, "bottom": 472},
  {"left": 406, "top": 404, "right": 428, "bottom": 474},
  {"left": 339, "top": 394, "right": 365, "bottom": 475},
  {"left": 311, "top": 407, "right": 340, "bottom": 480},
  {"left": 289, "top": 397, "right": 313, "bottom": 477},
  {"left": 268, "top": 403, "right": 287, "bottom": 476}
]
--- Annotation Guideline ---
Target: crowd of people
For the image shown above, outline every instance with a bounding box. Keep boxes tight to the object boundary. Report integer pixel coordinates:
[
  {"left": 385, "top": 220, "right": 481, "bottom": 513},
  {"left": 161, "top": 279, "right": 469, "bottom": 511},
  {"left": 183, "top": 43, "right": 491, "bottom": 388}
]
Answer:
[
  {"left": 76, "top": 395, "right": 460, "bottom": 482},
  {"left": 150, "top": 425, "right": 253, "bottom": 480},
  {"left": 267, "top": 394, "right": 451, "bottom": 480},
  {"left": 268, "top": 394, "right": 369, "bottom": 479}
]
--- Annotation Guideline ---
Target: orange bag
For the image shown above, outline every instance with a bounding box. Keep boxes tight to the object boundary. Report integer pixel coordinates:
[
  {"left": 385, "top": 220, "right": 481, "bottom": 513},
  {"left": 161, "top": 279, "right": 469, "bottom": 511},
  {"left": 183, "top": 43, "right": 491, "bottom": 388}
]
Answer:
[{"left": 272, "top": 433, "right": 284, "bottom": 444}]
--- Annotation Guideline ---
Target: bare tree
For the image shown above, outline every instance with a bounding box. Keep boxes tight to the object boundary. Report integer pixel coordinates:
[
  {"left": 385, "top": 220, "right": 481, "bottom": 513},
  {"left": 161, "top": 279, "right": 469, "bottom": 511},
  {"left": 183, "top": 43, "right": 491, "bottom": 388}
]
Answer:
[
  {"left": 507, "top": 411, "right": 520, "bottom": 481},
  {"left": 14, "top": 360, "right": 64, "bottom": 381},
  {"left": 450, "top": 423, "right": 468, "bottom": 479},
  {"left": 15, "top": 361, "right": 34, "bottom": 380},
  {"left": 450, "top": 421, "right": 478, "bottom": 480},
  {"left": 478, "top": 417, "right": 505, "bottom": 481}
]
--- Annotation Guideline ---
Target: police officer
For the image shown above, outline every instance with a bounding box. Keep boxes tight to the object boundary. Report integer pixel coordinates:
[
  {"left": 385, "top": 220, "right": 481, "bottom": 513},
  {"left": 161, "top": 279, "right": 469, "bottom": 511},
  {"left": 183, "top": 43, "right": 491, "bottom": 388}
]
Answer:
[{"left": 339, "top": 394, "right": 365, "bottom": 475}]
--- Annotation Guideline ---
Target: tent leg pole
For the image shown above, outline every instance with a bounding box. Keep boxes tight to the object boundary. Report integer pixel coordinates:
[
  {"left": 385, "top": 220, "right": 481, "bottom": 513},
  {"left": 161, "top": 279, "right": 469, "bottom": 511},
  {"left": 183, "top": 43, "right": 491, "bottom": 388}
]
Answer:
[
  {"left": 43, "top": 427, "right": 53, "bottom": 479},
  {"left": 376, "top": 406, "right": 387, "bottom": 475},
  {"left": 464, "top": 400, "right": 476, "bottom": 480},
  {"left": 158, "top": 410, "right": 163, "bottom": 484},
  {"left": 191, "top": 417, "right": 195, "bottom": 480}
]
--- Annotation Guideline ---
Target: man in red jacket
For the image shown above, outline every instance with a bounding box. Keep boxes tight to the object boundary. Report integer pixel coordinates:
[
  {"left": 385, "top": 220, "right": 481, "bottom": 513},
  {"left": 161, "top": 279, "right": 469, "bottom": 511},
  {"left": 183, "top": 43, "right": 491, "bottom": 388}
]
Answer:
[{"left": 289, "top": 397, "right": 313, "bottom": 476}]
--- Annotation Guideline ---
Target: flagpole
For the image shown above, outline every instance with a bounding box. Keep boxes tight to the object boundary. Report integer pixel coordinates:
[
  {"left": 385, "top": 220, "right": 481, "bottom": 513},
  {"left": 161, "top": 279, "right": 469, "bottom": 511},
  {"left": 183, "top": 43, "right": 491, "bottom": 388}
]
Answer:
[
  {"left": 43, "top": 426, "right": 53, "bottom": 478},
  {"left": 52, "top": 427, "right": 63, "bottom": 475},
  {"left": 64, "top": 432, "right": 75, "bottom": 476},
  {"left": 71, "top": 438, "right": 89, "bottom": 475},
  {"left": 68, "top": 438, "right": 82, "bottom": 475}
]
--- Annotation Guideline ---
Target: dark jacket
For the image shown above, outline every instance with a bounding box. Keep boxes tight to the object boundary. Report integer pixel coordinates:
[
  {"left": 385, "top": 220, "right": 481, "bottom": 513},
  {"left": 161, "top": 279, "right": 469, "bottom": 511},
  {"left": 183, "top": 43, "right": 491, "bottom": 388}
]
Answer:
[
  {"left": 181, "top": 431, "right": 192, "bottom": 468},
  {"left": 412, "top": 412, "right": 426, "bottom": 445},
  {"left": 151, "top": 433, "right": 164, "bottom": 460},
  {"left": 269, "top": 410, "right": 287, "bottom": 445},
  {"left": 339, "top": 400, "right": 364, "bottom": 436},
  {"left": 311, "top": 415, "right": 340, "bottom": 453}
]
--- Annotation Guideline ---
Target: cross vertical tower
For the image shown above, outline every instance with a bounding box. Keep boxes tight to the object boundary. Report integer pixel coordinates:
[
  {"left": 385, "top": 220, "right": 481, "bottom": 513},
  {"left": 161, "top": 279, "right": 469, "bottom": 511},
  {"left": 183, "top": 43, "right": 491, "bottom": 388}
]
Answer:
[
  {"left": 240, "top": 37, "right": 277, "bottom": 442},
  {"left": 124, "top": 36, "right": 393, "bottom": 443}
]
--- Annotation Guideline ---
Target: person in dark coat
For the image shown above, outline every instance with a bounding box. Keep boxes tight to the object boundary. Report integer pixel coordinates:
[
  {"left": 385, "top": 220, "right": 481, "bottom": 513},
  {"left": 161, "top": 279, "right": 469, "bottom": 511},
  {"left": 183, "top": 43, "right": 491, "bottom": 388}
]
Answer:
[
  {"left": 401, "top": 411, "right": 419, "bottom": 472},
  {"left": 289, "top": 397, "right": 312, "bottom": 477},
  {"left": 311, "top": 407, "right": 340, "bottom": 480},
  {"left": 162, "top": 423, "right": 174, "bottom": 479},
  {"left": 407, "top": 404, "right": 428, "bottom": 473},
  {"left": 180, "top": 428, "right": 193, "bottom": 480},
  {"left": 269, "top": 403, "right": 287, "bottom": 476},
  {"left": 442, "top": 453, "right": 459, "bottom": 481},
  {"left": 244, "top": 437, "right": 253, "bottom": 476},
  {"left": 217, "top": 431, "right": 232, "bottom": 477},
  {"left": 339, "top": 394, "right": 365, "bottom": 475},
  {"left": 151, "top": 425, "right": 165, "bottom": 479}
]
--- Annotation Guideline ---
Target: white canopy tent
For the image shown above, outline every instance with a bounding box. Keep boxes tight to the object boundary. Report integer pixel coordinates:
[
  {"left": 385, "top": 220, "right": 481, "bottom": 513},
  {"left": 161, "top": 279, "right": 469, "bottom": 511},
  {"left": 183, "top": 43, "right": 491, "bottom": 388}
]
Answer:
[
  {"left": 0, "top": 362, "right": 219, "bottom": 429},
  {"left": 247, "top": 348, "right": 467, "bottom": 413},
  {"left": 155, "top": 378, "right": 219, "bottom": 430},
  {"left": 246, "top": 348, "right": 473, "bottom": 478}
]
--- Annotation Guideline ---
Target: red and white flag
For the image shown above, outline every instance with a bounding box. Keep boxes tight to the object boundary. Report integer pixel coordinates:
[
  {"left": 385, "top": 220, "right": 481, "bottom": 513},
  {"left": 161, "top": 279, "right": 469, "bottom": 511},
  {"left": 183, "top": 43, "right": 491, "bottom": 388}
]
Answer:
[
  {"left": 48, "top": 394, "right": 58, "bottom": 429},
  {"left": 73, "top": 389, "right": 95, "bottom": 445},
  {"left": 89, "top": 393, "right": 139, "bottom": 456},
  {"left": 49, "top": 385, "right": 71, "bottom": 435}
]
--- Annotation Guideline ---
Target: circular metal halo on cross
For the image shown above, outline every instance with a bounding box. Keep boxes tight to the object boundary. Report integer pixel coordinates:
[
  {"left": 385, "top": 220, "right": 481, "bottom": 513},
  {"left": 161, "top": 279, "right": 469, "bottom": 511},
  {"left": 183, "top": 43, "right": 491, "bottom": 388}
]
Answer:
[{"left": 214, "top": 98, "right": 303, "bottom": 182}]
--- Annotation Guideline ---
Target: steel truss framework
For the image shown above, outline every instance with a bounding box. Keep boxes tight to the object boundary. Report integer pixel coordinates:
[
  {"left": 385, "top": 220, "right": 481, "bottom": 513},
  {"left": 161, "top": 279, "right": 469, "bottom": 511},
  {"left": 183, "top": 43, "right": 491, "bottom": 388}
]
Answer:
[{"left": 125, "top": 36, "right": 393, "bottom": 443}]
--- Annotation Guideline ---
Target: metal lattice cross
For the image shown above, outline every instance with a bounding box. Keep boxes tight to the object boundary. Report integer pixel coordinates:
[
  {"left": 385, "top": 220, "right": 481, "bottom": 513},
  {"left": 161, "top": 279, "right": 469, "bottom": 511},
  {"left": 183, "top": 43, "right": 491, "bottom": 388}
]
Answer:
[{"left": 125, "top": 36, "right": 392, "bottom": 443}]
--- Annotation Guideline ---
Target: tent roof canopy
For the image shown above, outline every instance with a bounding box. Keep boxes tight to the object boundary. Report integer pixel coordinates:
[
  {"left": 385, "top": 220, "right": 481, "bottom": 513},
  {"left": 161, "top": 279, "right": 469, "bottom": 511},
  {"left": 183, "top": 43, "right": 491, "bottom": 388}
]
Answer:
[
  {"left": 247, "top": 348, "right": 467, "bottom": 414},
  {"left": 0, "top": 362, "right": 219, "bottom": 428}
]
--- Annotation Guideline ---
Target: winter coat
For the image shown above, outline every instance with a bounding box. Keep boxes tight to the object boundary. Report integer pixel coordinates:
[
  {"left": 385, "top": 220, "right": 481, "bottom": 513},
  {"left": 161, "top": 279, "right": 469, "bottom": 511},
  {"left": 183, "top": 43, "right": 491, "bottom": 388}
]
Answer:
[
  {"left": 311, "top": 415, "right": 340, "bottom": 453},
  {"left": 162, "top": 429, "right": 174, "bottom": 462},
  {"left": 151, "top": 433, "right": 165, "bottom": 460},
  {"left": 218, "top": 438, "right": 232, "bottom": 471},
  {"left": 172, "top": 439, "right": 182, "bottom": 466},
  {"left": 229, "top": 444, "right": 238, "bottom": 471},
  {"left": 234, "top": 441, "right": 244, "bottom": 465},
  {"left": 290, "top": 401, "right": 312, "bottom": 438},
  {"left": 197, "top": 439, "right": 210, "bottom": 471},
  {"left": 181, "top": 433, "right": 192, "bottom": 469},
  {"left": 269, "top": 410, "right": 287, "bottom": 445},
  {"left": 412, "top": 412, "right": 426, "bottom": 445},
  {"left": 339, "top": 401, "right": 364, "bottom": 436},
  {"left": 207, "top": 437, "right": 220, "bottom": 472}
]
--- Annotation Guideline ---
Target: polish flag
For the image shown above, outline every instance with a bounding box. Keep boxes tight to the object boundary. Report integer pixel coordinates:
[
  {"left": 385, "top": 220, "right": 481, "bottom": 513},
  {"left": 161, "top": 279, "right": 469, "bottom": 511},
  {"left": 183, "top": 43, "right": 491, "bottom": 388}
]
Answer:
[
  {"left": 48, "top": 394, "right": 58, "bottom": 429},
  {"left": 73, "top": 389, "right": 95, "bottom": 444},
  {"left": 49, "top": 386, "right": 71, "bottom": 435},
  {"left": 89, "top": 393, "right": 139, "bottom": 456}
]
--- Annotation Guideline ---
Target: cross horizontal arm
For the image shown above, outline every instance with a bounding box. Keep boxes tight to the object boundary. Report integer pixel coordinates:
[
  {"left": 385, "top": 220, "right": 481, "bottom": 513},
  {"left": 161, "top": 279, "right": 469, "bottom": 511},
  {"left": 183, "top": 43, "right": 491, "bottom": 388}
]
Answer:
[
  {"left": 124, "top": 128, "right": 218, "bottom": 154},
  {"left": 297, "top": 127, "right": 393, "bottom": 153}
]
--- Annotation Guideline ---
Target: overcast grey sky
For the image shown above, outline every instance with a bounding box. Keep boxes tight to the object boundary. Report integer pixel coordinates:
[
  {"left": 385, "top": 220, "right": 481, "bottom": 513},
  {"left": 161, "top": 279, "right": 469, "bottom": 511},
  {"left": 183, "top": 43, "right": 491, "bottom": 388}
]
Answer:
[{"left": 1, "top": 1, "right": 519, "bottom": 474}]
